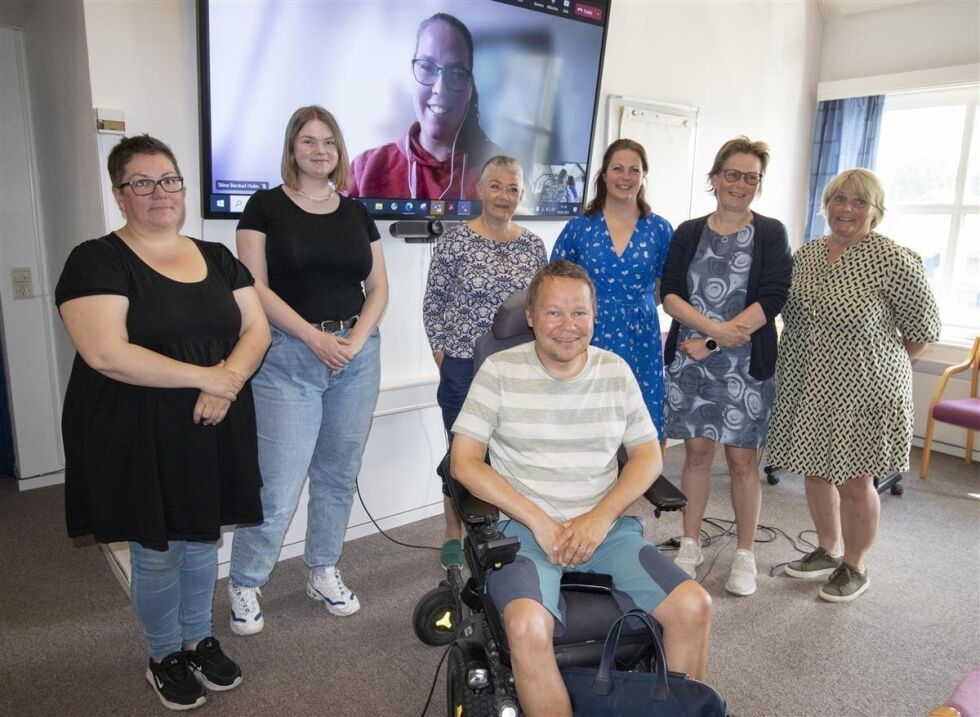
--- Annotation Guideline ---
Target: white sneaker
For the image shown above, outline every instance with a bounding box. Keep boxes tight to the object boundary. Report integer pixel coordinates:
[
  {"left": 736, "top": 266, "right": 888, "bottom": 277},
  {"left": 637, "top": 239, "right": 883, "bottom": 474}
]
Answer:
[
  {"left": 726, "top": 549, "right": 757, "bottom": 596},
  {"left": 306, "top": 567, "right": 360, "bottom": 616},
  {"left": 674, "top": 537, "right": 704, "bottom": 578},
  {"left": 228, "top": 584, "right": 264, "bottom": 636}
]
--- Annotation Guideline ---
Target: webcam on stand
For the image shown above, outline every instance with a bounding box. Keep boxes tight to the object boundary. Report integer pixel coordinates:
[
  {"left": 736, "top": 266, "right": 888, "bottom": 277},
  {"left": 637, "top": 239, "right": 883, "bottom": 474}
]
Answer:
[{"left": 389, "top": 219, "right": 447, "bottom": 244}]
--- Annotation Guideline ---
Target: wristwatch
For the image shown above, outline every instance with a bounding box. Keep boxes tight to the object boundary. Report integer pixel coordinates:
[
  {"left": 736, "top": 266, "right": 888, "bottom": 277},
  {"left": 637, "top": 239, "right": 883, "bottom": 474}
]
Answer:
[{"left": 704, "top": 337, "right": 719, "bottom": 352}]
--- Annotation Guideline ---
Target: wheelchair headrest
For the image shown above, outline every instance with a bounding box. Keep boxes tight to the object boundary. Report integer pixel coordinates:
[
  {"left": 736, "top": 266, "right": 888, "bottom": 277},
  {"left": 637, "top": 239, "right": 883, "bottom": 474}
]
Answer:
[
  {"left": 491, "top": 290, "right": 531, "bottom": 340},
  {"left": 473, "top": 290, "right": 533, "bottom": 373}
]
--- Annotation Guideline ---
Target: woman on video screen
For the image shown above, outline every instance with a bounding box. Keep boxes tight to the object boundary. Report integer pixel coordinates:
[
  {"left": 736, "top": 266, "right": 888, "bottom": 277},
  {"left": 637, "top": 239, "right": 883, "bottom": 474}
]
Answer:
[{"left": 348, "top": 13, "right": 501, "bottom": 201}]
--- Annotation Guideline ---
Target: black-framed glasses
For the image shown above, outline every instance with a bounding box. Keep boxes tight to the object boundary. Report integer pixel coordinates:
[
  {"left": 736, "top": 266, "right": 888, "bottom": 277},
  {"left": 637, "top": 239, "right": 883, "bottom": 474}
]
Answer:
[
  {"left": 117, "top": 176, "right": 185, "bottom": 195},
  {"left": 720, "top": 169, "right": 762, "bottom": 185},
  {"left": 411, "top": 59, "right": 472, "bottom": 92}
]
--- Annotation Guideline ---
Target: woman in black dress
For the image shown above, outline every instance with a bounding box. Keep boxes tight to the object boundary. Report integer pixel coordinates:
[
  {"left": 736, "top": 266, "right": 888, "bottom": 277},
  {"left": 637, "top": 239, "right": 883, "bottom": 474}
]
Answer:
[{"left": 56, "top": 135, "right": 270, "bottom": 711}]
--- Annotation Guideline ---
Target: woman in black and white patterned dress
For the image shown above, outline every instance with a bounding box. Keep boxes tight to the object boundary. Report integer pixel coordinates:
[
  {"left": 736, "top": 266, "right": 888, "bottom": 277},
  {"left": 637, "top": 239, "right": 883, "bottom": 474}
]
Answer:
[
  {"left": 770, "top": 168, "right": 940, "bottom": 603},
  {"left": 423, "top": 155, "right": 547, "bottom": 570},
  {"left": 661, "top": 137, "right": 792, "bottom": 597}
]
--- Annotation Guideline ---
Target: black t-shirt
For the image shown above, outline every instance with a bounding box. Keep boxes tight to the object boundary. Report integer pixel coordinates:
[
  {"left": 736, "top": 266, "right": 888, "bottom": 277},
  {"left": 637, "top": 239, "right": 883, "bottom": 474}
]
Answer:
[{"left": 238, "top": 187, "right": 381, "bottom": 322}]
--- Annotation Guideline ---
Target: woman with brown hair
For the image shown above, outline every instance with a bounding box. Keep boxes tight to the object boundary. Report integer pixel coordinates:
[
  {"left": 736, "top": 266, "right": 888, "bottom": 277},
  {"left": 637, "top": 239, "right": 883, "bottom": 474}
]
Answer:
[{"left": 551, "top": 138, "right": 674, "bottom": 435}]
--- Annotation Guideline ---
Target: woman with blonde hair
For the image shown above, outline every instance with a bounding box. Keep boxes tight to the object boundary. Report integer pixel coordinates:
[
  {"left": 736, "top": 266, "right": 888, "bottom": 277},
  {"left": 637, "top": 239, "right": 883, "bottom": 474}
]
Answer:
[
  {"left": 769, "top": 168, "right": 940, "bottom": 602},
  {"left": 228, "top": 106, "right": 389, "bottom": 631}
]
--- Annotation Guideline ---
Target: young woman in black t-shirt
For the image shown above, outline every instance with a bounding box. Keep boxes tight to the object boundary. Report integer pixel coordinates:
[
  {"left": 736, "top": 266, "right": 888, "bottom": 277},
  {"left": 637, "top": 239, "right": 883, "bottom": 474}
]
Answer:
[{"left": 228, "top": 106, "right": 389, "bottom": 635}]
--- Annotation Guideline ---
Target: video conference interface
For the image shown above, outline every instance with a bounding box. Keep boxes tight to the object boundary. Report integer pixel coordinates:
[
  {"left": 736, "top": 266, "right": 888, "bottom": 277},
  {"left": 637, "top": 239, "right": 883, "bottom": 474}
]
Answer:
[{"left": 201, "top": 0, "right": 609, "bottom": 220}]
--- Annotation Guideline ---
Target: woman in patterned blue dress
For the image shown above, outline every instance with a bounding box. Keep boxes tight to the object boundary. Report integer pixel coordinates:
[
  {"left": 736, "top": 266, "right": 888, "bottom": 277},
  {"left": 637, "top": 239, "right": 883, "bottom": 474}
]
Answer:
[
  {"left": 661, "top": 137, "right": 792, "bottom": 597},
  {"left": 551, "top": 139, "right": 673, "bottom": 435},
  {"left": 424, "top": 155, "right": 547, "bottom": 569}
]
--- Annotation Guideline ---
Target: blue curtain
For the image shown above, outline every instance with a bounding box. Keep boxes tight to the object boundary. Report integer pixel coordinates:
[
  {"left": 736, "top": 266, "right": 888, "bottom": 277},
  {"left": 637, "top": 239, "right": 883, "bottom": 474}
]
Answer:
[{"left": 803, "top": 96, "right": 884, "bottom": 243}]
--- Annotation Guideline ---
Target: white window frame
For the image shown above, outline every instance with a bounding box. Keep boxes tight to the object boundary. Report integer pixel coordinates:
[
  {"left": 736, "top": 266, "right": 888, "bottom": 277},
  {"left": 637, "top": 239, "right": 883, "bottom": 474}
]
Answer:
[
  {"left": 876, "top": 86, "right": 978, "bottom": 345},
  {"left": 816, "top": 63, "right": 980, "bottom": 348}
]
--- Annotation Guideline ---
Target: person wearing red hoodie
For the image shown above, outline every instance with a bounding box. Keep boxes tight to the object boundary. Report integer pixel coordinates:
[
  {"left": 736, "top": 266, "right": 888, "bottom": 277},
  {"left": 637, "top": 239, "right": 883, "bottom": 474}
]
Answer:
[{"left": 348, "top": 13, "right": 501, "bottom": 202}]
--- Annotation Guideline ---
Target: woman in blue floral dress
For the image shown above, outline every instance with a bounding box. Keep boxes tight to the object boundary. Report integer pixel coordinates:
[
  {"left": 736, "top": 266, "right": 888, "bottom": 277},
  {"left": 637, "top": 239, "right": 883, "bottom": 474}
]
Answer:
[{"left": 551, "top": 139, "right": 673, "bottom": 434}]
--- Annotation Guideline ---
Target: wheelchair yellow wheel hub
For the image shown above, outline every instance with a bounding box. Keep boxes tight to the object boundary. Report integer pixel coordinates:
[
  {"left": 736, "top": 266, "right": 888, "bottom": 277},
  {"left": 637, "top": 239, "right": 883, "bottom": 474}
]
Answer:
[{"left": 435, "top": 610, "right": 454, "bottom": 631}]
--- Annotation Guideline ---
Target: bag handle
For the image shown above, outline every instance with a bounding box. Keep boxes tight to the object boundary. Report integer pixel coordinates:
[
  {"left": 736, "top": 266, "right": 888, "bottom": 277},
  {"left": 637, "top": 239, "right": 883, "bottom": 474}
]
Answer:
[{"left": 593, "top": 608, "right": 669, "bottom": 701}]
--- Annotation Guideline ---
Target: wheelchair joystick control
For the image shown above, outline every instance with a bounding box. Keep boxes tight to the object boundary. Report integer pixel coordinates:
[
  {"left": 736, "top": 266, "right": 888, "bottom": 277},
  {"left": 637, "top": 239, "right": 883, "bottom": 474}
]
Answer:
[{"left": 466, "top": 668, "right": 489, "bottom": 689}]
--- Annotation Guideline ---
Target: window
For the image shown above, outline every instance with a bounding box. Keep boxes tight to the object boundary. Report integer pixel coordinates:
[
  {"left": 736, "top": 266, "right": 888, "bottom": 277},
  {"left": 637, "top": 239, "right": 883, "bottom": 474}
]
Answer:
[{"left": 874, "top": 87, "right": 979, "bottom": 344}]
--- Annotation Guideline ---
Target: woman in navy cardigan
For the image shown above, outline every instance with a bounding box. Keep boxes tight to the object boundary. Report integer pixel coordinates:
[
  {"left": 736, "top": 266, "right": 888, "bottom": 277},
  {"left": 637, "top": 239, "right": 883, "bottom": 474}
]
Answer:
[{"left": 660, "top": 137, "right": 792, "bottom": 597}]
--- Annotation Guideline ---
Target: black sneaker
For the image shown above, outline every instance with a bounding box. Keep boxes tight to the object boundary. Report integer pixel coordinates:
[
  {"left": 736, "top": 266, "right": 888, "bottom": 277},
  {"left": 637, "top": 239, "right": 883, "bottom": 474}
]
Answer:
[
  {"left": 146, "top": 652, "right": 207, "bottom": 711},
  {"left": 185, "top": 636, "right": 243, "bottom": 691}
]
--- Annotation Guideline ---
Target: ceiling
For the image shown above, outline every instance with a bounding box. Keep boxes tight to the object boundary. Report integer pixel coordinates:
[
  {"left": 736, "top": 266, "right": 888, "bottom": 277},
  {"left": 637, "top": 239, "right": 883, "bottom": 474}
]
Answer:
[{"left": 818, "top": 0, "right": 923, "bottom": 20}]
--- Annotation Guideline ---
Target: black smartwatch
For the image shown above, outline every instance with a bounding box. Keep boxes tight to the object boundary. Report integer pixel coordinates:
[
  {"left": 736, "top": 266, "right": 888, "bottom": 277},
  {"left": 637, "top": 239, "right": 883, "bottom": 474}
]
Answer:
[{"left": 704, "top": 337, "right": 719, "bottom": 352}]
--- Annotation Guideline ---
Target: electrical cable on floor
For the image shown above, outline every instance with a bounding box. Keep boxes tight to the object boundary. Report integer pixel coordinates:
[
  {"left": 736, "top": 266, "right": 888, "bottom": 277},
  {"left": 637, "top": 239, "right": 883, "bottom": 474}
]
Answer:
[
  {"left": 355, "top": 476, "right": 440, "bottom": 552},
  {"left": 420, "top": 644, "right": 452, "bottom": 716},
  {"left": 656, "top": 517, "right": 820, "bottom": 581}
]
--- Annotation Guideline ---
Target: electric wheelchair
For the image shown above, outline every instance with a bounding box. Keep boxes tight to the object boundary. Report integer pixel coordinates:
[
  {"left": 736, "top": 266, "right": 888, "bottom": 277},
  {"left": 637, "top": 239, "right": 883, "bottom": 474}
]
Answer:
[{"left": 411, "top": 290, "right": 689, "bottom": 716}]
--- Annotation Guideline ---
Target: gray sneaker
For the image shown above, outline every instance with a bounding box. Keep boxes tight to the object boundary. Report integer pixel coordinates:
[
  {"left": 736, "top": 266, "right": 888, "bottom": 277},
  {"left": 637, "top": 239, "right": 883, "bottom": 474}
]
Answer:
[
  {"left": 783, "top": 547, "right": 842, "bottom": 579},
  {"left": 818, "top": 564, "right": 869, "bottom": 603}
]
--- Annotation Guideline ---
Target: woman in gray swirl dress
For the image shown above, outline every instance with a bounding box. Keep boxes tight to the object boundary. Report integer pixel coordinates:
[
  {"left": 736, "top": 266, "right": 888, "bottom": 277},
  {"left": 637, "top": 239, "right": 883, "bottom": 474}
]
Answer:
[{"left": 660, "top": 137, "right": 792, "bottom": 596}]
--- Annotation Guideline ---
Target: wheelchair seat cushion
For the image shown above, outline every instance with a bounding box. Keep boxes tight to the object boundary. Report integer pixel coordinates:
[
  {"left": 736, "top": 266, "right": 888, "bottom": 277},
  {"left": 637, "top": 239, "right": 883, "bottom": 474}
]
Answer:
[{"left": 486, "top": 517, "right": 688, "bottom": 641}]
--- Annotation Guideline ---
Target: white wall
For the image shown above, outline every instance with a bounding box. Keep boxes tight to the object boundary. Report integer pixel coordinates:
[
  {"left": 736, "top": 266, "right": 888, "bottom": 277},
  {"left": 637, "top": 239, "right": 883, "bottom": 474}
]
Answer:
[
  {"left": 820, "top": 0, "right": 980, "bottom": 82},
  {"left": 599, "top": 0, "right": 825, "bottom": 244}
]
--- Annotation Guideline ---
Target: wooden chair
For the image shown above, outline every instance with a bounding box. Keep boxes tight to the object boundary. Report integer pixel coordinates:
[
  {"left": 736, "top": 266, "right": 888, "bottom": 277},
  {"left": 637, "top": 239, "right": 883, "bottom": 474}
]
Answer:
[{"left": 920, "top": 336, "right": 980, "bottom": 479}]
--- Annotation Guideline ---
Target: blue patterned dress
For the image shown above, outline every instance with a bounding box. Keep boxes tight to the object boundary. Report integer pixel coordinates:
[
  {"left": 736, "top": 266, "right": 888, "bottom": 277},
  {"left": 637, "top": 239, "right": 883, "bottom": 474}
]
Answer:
[{"left": 551, "top": 211, "right": 673, "bottom": 434}]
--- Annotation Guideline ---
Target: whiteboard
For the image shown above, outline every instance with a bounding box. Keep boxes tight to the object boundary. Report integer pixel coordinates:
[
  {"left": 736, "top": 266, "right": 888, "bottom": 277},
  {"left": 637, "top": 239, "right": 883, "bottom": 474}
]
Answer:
[{"left": 606, "top": 96, "right": 699, "bottom": 229}]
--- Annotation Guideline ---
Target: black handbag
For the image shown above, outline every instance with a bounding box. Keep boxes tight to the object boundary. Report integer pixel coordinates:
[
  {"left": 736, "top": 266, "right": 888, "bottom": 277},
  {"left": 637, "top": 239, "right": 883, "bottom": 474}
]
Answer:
[{"left": 561, "top": 609, "right": 726, "bottom": 717}]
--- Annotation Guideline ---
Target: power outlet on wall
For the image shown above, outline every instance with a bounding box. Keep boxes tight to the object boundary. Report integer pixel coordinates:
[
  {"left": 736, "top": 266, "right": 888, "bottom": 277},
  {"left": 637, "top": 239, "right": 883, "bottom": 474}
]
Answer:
[{"left": 11, "top": 267, "right": 34, "bottom": 299}]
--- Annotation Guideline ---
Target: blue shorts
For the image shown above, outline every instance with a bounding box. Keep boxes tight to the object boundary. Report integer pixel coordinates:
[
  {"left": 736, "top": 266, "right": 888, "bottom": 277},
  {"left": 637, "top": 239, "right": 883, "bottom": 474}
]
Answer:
[{"left": 486, "top": 516, "right": 689, "bottom": 632}]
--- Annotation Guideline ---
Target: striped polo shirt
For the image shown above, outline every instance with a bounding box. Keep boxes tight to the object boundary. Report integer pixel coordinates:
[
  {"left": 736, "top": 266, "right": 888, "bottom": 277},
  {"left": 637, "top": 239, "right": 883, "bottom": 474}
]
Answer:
[{"left": 452, "top": 342, "right": 657, "bottom": 522}]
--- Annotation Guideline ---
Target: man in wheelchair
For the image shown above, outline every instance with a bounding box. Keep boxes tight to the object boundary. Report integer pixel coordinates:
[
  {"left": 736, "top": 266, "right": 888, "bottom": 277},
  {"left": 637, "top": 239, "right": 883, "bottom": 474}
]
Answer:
[{"left": 451, "top": 261, "right": 712, "bottom": 717}]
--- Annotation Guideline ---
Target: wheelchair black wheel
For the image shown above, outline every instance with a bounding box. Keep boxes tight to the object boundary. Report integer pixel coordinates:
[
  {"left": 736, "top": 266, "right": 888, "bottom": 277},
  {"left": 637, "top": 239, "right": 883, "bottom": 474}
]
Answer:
[
  {"left": 446, "top": 642, "right": 495, "bottom": 717},
  {"left": 412, "top": 584, "right": 460, "bottom": 646}
]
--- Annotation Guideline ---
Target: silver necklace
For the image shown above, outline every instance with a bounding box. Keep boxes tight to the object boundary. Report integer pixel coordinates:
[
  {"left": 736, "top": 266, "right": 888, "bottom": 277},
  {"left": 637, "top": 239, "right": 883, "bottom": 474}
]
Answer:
[{"left": 295, "top": 182, "right": 336, "bottom": 203}]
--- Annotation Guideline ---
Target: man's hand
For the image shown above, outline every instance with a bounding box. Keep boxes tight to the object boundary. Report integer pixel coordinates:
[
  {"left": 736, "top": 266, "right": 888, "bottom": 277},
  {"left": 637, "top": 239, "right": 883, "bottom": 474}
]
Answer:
[
  {"left": 558, "top": 511, "right": 613, "bottom": 568},
  {"left": 529, "top": 516, "right": 569, "bottom": 566}
]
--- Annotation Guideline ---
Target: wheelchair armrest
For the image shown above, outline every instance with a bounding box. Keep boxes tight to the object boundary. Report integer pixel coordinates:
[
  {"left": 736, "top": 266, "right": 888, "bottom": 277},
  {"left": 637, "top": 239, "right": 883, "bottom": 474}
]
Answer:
[
  {"left": 643, "top": 475, "right": 687, "bottom": 513},
  {"left": 438, "top": 454, "right": 499, "bottom": 528},
  {"left": 436, "top": 453, "right": 520, "bottom": 570}
]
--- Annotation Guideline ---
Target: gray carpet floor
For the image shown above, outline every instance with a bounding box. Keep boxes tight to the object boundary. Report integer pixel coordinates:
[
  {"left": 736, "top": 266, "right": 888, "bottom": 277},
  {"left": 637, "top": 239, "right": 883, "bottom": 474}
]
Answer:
[{"left": 1, "top": 447, "right": 977, "bottom": 717}]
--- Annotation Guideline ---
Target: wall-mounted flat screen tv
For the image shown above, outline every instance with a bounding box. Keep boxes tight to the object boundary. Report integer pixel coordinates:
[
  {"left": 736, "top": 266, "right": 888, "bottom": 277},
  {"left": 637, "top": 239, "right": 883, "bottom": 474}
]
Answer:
[{"left": 198, "top": 0, "right": 610, "bottom": 221}]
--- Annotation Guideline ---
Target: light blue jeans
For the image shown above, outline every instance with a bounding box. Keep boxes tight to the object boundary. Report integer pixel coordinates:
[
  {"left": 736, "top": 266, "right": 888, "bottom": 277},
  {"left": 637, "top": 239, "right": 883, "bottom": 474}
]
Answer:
[
  {"left": 129, "top": 540, "right": 217, "bottom": 659},
  {"left": 229, "top": 326, "right": 381, "bottom": 588}
]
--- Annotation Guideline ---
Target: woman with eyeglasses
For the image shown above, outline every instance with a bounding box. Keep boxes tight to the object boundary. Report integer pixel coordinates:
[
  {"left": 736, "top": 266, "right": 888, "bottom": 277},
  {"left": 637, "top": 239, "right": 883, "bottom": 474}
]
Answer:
[
  {"left": 423, "top": 155, "right": 547, "bottom": 570},
  {"left": 348, "top": 12, "right": 502, "bottom": 201},
  {"left": 768, "top": 168, "right": 939, "bottom": 603},
  {"left": 55, "top": 134, "right": 270, "bottom": 710},
  {"left": 660, "top": 137, "right": 792, "bottom": 597},
  {"left": 550, "top": 139, "right": 674, "bottom": 439},
  {"left": 228, "top": 106, "right": 388, "bottom": 632}
]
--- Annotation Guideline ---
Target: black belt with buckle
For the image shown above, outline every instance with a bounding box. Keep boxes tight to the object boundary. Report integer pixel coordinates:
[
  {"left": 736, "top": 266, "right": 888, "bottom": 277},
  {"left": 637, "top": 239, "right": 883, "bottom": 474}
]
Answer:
[{"left": 314, "top": 316, "right": 358, "bottom": 333}]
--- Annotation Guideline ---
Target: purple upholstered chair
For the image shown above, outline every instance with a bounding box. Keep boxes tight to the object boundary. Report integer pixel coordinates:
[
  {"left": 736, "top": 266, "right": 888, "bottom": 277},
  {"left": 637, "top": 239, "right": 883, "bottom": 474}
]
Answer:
[{"left": 920, "top": 337, "right": 980, "bottom": 479}]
